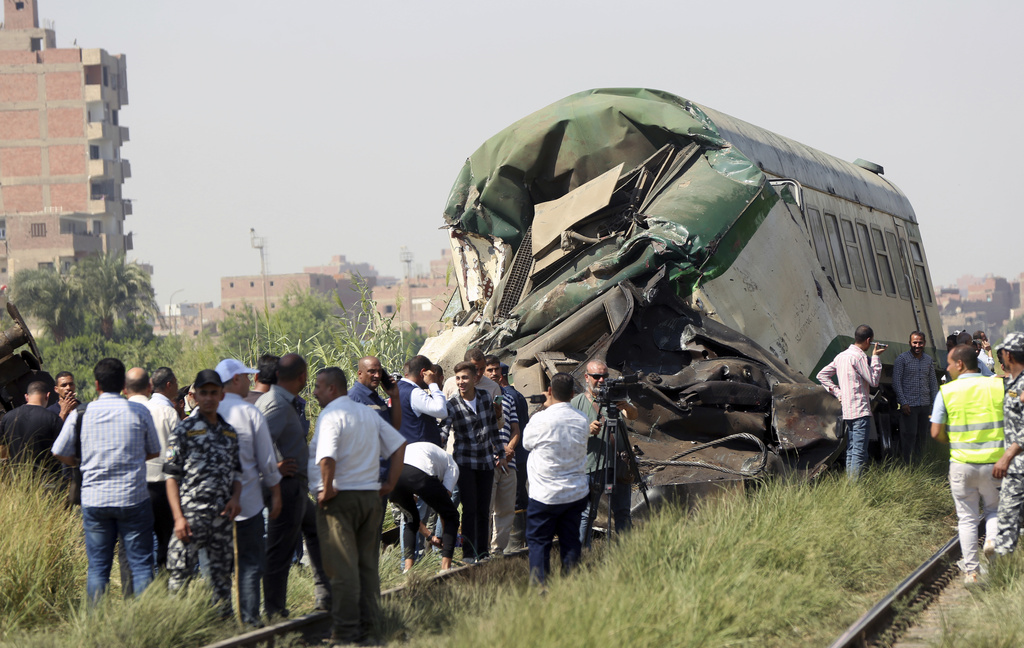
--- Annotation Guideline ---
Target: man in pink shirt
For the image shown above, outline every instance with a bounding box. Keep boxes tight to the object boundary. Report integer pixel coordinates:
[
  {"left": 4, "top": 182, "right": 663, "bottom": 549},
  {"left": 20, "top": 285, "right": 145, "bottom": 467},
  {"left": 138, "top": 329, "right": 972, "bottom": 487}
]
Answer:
[{"left": 816, "top": 325, "right": 885, "bottom": 478}]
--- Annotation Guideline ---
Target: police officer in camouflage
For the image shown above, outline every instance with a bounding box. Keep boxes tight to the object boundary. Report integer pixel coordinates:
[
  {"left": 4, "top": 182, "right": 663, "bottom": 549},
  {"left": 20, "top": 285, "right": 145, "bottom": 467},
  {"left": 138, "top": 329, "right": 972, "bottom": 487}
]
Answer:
[
  {"left": 165, "top": 370, "right": 242, "bottom": 615},
  {"left": 992, "top": 333, "right": 1024, "bottom": 556}
]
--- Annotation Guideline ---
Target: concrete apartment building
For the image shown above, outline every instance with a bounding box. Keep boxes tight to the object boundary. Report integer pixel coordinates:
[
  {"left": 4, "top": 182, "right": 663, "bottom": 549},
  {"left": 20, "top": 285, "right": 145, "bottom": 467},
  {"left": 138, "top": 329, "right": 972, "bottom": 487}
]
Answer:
[
  {"left": 373, "top": 249, "right": 455, "bottom": 335},
  {"left": 0, "top": 0, "right": 130, "bottom": 282},
  {"left": 220, "top": 272, "right": 360, "bottom": 317},
  {"left": 937, "top": 273, "right": 1024, "bottom": 339}
]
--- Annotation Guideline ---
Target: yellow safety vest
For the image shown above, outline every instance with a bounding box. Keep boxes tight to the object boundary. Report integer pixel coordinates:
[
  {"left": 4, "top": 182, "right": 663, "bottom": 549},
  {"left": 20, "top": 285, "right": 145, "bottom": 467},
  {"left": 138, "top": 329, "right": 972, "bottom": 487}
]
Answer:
[{"left": 940, "top": 376, "right": 1005, "bottom": 464}]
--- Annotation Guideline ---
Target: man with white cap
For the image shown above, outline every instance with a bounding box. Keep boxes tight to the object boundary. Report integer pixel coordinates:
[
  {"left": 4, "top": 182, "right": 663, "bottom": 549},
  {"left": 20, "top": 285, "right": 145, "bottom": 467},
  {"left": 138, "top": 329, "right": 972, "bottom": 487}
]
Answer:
[{"left": 215, "top": 358, "right": 283, "bottom": 627}]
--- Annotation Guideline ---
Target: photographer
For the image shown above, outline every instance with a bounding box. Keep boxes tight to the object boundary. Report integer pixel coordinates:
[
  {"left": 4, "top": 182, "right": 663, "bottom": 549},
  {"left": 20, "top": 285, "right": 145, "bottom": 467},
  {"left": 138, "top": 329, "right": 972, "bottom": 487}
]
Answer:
[
  {"left": 570, "top": 360, "right": 638, "bottom": 546},
  {"left": 523, "top": 372, "right": 589, "bottom": 586}
]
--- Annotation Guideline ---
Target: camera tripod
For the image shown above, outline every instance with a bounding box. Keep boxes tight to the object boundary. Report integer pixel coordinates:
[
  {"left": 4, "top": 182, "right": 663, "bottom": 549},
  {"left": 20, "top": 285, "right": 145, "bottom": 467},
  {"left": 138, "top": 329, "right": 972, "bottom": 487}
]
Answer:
[{"left": 583, "top": 396, "right": 650, "bottom": 544}]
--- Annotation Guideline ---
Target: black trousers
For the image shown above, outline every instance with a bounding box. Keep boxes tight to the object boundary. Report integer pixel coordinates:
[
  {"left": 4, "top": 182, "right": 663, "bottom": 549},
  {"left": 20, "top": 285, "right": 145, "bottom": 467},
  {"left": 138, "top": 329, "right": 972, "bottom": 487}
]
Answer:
[
  {"left": 264, "top": 476, "right": 329, "bottom": 615},
  {"left": 390, "top": 465, "right": 460, "bottom": 560},
  {"left": 456, "top": 466, "right": 494, "bottom": 560},
  {"left": 148, "top": 481, "right": 174, "bottom": 571}
]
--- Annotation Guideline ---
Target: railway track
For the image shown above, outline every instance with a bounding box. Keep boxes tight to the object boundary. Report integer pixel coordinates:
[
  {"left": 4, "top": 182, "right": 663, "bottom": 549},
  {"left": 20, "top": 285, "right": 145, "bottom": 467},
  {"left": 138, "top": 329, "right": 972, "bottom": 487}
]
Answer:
[
  {"left": 828, "top": 534, "right": 961, "bottom": 648},
  {"left": 201, "top": 547, "right": 530, "bottom": 648}
]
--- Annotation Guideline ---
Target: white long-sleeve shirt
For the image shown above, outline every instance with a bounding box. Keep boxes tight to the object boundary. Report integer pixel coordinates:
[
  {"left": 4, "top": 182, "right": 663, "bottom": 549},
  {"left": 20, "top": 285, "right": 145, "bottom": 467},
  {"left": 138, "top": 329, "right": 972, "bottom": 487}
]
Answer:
[
  {"left": 218, "top": 392, "right": 282, "bottom": 521},
  {"left": 401, "top": 377, "right": 448, "bottom": 418}
]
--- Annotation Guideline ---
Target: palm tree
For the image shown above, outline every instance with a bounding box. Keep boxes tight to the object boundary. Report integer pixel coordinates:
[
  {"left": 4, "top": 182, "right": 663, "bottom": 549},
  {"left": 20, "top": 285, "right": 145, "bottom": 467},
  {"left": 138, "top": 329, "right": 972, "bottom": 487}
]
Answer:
[
  {"left": 71, "top": 254, "right": 158, "bottom": 340},
  {"left": 10, "top": 268, "right": 83, "bottom": 342}
]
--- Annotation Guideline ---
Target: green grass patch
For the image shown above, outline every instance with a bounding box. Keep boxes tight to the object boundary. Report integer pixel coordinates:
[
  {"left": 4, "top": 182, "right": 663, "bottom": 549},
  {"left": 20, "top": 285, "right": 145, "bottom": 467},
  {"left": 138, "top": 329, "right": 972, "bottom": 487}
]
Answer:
[
  {"left": 383, "top": 461, "right": 955, "bottom": 647},
  {"left": 934, "top": 551, "right": 1024, "bottom": 647}
]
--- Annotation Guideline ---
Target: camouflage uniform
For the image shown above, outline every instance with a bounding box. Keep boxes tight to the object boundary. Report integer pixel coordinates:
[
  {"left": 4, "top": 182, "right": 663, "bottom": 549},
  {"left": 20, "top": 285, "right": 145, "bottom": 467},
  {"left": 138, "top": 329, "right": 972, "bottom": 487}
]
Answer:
[
  {"left": 995, "top": 332, "right": 1024, "bottom": 555},
  {"left": 164, "top": 413, "right": 242, "bottom": 610}
]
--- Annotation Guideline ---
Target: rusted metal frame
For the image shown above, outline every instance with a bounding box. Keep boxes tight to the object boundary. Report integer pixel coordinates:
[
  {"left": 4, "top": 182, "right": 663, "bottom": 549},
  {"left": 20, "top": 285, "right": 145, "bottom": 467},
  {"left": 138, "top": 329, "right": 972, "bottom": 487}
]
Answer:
[{"left": 827, "top": 534, "right": 960, "bottom": 648}]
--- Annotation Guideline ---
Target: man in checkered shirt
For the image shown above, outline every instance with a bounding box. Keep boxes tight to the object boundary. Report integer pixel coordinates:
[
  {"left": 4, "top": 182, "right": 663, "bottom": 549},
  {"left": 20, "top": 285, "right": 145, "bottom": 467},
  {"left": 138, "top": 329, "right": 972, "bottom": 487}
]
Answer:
[
  {"left": 52, "top": 357, "right": 161, "bottom": 603},
  {"left": 442, "top": 361, "right": 506, "bottom": 562},
  {"left": 893, "top": 331, "right": 939, "bottom": 464},
  {"left": 816, "top": 324, "right": 885, "bottom": 478}
]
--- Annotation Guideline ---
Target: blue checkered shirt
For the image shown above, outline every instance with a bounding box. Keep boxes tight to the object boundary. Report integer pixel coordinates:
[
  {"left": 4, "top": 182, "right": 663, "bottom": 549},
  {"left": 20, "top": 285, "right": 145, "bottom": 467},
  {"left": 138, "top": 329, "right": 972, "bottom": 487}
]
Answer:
[
  {"left": 893, "top": 351, "right": 939, "bottom": 408},
  {"left": 443, "top": 392, "right": 502, "bottom": 471},
  {"left": 52, "top": 392, "right": 160, "bottom": 507}
]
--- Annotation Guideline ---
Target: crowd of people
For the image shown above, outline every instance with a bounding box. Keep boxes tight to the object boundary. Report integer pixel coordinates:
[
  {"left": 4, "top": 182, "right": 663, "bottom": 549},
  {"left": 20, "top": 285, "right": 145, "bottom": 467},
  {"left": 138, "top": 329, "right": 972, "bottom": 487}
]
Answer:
[
  {"left": 817, "top": 325, "right": 1024, "bottom": 586},
  {"left": 0, "top": 346, "right": 634, "bottom": 645}
]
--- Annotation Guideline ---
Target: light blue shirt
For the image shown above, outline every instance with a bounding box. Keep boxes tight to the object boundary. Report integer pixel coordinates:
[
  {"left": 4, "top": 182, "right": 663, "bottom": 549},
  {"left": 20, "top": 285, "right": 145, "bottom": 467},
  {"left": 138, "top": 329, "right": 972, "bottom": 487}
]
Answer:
[{"left": 52, "top": 392, "right": 160, "bottom": 507}]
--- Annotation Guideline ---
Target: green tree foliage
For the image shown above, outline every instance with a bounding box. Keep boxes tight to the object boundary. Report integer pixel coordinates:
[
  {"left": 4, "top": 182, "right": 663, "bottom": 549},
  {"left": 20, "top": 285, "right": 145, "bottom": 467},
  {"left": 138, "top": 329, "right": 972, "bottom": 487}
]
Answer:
[
  {"left": 11, "top": 254, "right": 157, "bottom": 342},
  {"left": 217, "top": 288, "right": 338, "bottom": 362},
  {"left": 8, "top": 269, "right": 82, "bottom": 343}
]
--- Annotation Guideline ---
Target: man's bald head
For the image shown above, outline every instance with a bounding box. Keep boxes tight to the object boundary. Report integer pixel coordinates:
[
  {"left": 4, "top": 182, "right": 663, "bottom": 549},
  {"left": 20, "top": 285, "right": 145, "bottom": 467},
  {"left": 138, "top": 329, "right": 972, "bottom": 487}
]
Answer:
[
  {"left": 356, "top": 356, "right": 383, "bottom": 389},
  {"left": 125, "top": 367, "right": 151, "bottom": 397}
]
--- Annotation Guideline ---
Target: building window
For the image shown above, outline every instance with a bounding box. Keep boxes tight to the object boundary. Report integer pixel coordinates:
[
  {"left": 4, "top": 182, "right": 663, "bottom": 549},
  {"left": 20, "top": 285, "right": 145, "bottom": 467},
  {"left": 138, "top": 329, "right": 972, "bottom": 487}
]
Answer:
[
  {"left": 15, "top": 2, "right": 24, "bottom": 9},
  {"left": 230, "top": 304, "right": 236, "bottom": 310},
  {"left": 38, "top": 262, "right": 54, "bottom": 270},
  {"left": 249, "top": 281, "right": 254, "bottom": 287},
  {"left": 271, "top": 303, "right": 276, "bottom": 309},
  {"left": 102, "top": 66, "right": 109, "bottom": 87},
  {"left": 30, "top": 223, "right": 46, "bottom": 237},
  {"left": 270, "top": 280, "right": 274, "bottom": 287},
  {"left": 384, "top": 305, "right": 394, "bottom": 314},
  {"left": 229, "top": 282, "right": 234, "bottom": 288},
  {"left": 90, "top": 146, "right": 100, "bottom": 160},
  {"left": 111, "top": 110, "right": 118, "bottom": 125},
  {"left": 93, "top": 220, "right": 102, "bottom": 235}
]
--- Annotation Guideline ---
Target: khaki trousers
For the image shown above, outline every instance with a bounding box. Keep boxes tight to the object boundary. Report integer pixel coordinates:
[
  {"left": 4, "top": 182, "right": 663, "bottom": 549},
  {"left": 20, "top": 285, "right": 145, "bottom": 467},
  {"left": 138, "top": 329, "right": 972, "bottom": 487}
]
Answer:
[{"left": 316, "top": 490, "right": 382, "bottom": 642}]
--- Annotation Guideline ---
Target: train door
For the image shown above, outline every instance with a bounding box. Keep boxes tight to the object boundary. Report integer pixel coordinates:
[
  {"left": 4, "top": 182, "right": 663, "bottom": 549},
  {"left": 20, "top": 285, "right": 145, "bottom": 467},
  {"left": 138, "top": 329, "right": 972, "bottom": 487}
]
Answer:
[{"left": 893, "top": 222, "right": 940, "bottom": 350}]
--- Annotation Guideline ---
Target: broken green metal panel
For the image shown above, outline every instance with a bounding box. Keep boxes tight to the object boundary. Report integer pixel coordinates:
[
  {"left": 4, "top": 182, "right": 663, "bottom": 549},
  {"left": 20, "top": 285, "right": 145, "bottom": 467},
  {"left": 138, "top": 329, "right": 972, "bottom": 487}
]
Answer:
[{"left": 444, "top": 88, "right": 761, "bottom": 269}]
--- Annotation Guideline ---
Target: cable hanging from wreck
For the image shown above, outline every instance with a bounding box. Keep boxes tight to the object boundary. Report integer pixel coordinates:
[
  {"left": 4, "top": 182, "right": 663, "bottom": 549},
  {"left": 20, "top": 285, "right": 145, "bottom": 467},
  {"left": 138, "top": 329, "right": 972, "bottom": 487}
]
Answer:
[{"left": 635, "top": 433, "right": 769, "bottom": 477}]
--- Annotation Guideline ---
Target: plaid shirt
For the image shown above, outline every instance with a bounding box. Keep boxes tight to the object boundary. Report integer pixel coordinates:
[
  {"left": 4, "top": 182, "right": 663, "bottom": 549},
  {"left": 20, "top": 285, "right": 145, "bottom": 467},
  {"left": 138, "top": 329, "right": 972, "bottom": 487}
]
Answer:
[
  {"left": 816, "top": 344, "right": 882, "bottom": 420},
  {"left": 443, "top": 391, "right": 502, "bottom": 471},
  {"left": 52, "top": 392, "right": 160, "bottom": 507},
  {"left": 499, "top": 386, "right": 519, "bottom": 471},
  {"left": 893, "top": 350, "right": 939, "bottom": 408}
]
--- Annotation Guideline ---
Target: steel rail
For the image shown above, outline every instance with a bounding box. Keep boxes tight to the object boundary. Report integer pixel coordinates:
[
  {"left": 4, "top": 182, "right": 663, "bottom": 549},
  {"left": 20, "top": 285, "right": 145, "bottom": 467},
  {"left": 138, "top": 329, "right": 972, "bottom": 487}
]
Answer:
[
  {"left": 200, "top": 547, "right": 529, "bottom": 648},
  {"left": 827, "top": 534, "right": 960, "bottom": 648}
]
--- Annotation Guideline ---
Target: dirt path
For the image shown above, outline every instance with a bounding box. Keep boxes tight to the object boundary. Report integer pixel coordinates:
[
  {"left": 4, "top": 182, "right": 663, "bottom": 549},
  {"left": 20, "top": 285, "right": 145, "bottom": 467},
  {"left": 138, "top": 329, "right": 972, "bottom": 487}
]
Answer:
[{"left": 891, "top": 574, "right": 973, "bottom": 648}]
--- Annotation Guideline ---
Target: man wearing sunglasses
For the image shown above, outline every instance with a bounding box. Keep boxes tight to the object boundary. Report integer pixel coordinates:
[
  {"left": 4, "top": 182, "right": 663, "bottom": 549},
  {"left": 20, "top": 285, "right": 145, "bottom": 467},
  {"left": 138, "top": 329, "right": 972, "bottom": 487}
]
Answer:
[{"left": 570, "top": 360, "right": 638, "bottom": 547}]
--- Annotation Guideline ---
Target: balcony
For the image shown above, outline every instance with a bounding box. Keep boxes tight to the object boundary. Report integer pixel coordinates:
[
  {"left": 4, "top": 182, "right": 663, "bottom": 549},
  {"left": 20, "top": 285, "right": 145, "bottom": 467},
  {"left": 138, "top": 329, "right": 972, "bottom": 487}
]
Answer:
[
  {"left": 123, "top": 199, "right": 132, "bottom": 215},
  {"left": 119, "top": 126, "right": 129, "bottom": 143},
  {"left": 88, "top": 159, "right": 113, "bottom": 178},
  {"left": 87, "top": 121, "right": 107, "bottom": 140},
  {"left": 120, "top": 160, "right": 131, "bottom": 179},
  {"left": 88, "top": 196, "right": 125, "bottom": 219},
  {"left": 71, "top": 232, "right": 104, "bottom": 254}
]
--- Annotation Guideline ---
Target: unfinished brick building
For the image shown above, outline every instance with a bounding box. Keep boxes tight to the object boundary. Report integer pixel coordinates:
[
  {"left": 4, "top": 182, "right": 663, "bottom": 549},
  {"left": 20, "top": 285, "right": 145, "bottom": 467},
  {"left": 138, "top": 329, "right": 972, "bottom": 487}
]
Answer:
[{"left": 0, "top": 0, "right": 130, "bottom": 283}]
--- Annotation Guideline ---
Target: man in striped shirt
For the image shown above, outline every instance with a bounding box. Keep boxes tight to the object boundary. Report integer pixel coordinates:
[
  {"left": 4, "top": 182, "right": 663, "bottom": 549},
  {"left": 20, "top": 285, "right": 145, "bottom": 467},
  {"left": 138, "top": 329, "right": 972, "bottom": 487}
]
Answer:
[{"left": 816, "top": 325, "right": 885, "bottom": 478}]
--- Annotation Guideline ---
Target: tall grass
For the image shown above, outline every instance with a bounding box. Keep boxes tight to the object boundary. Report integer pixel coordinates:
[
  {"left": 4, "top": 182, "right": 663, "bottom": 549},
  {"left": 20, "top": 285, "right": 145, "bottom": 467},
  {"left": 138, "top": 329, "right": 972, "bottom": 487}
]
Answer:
[
  {"left": 935, "top": 548, "right": 1024, "bottom": 647},
  {"left": 382, "top": 461, "right": 955, "bottom": 648},
  {"left": 0, "top": 465, "right": 85, "bottom": 635}
]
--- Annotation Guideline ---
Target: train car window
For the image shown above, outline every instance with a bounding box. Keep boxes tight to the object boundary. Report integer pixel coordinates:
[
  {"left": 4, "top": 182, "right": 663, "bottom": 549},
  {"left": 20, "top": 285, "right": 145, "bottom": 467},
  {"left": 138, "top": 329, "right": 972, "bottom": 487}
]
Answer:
[
  {"left": 871, "top": 227, "right": 897, "bottom": 296},
  {"left": 824, "top": 213, "right": 851, "bottom": 286},
  {"left": 840, "top": 218, "right": 867, "bottom": 291},
  {"left": 856, "top": 222, "right": 882, "bottom": 293},
  {"left": 909, "top": 241, "right": 933, "bottom": 304},
  {"left": 884, "top": 230, "right": 911, "bottom": 300},
  {"left": 807, "top": 208, "right": 833, "bottom": 278},
  {"left": 897, "top": 238, "right": 920, "bottom": 299}
]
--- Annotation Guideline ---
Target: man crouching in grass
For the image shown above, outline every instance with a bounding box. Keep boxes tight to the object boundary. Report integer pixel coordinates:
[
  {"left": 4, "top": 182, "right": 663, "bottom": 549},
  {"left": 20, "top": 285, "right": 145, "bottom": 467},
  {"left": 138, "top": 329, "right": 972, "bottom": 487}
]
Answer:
[
  {"left": 523, "top": 372, "right": 589, "bottom": 587},
  {"left": 164, "top": 370, "right": 242, "bottom": 617}
]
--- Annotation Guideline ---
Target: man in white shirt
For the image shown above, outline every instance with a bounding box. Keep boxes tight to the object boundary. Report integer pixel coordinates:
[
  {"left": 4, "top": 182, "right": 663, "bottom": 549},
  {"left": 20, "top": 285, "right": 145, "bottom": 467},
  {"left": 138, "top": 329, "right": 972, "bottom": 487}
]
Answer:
[
  {"left": 146, "top": 367, "right": 181, "bottom": 571},
  {"left": 523, "top": 372, "right": 590, "bottom": 586},
  {"left": 215, "top": 358, "right": 283, "bottom": 628},
  {"left": 390, "top": 441, "right": 460, "bottom": 572},
  {"left": 308, "top": 367, "right": 406, "bottom": 646}
]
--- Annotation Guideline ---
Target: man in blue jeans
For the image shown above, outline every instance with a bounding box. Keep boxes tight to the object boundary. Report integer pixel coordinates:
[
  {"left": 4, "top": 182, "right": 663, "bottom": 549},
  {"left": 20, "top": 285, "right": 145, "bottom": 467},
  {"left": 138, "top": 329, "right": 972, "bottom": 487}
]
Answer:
[
  {"left": 570, "top": 360, "right": 639, "bottom": 546},
  {"left": 816, "top": 325, "right": 885, "bottom": 478},
  {"left": 53, "top": 357, "right": 161, "bottom": 603}
]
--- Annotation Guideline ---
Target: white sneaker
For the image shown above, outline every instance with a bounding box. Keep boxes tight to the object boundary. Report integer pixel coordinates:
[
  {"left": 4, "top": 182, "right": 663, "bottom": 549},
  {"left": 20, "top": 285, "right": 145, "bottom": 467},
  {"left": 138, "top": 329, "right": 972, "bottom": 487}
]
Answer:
[
  {"left": 984, "top": 540, "right": 996, "bottom": 561},
  {"left": 964, "top": 571, "right": 980, "bottom": 586}
]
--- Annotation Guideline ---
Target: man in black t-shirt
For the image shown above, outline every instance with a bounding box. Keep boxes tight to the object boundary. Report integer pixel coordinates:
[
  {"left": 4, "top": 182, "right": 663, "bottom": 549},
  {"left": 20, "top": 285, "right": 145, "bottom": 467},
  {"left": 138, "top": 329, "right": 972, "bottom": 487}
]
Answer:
[{"left": 1, "top": 380, "right": 65, "bottom": 481}]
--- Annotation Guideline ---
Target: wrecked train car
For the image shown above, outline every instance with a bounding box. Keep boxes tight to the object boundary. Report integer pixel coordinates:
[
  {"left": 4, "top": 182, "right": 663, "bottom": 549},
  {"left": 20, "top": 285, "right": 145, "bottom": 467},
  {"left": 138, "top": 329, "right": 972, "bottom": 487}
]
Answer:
[{"left": 423, "top": 88, "right": 942, "bottom": 509}]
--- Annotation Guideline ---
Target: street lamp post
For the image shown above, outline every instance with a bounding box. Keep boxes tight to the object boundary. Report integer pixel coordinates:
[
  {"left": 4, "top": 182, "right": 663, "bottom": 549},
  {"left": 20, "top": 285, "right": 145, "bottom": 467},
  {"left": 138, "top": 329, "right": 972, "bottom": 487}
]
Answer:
[{"left": 169, "top": 288, "right": 184, "bottom": 336}]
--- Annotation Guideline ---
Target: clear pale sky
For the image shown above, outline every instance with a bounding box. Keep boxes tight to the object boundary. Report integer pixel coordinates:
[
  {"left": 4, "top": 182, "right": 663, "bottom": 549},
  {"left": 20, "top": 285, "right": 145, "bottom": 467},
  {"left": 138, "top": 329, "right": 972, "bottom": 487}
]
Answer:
[{"left": 38, "top": 0, "right": 1024, "bottom": 307}]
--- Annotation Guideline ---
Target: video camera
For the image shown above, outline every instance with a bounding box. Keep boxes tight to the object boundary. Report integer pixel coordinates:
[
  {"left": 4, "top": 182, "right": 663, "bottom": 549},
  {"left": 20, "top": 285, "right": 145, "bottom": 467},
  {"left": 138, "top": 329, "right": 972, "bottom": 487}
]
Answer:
[{"left": 596, "top": 373, "right": 639, "bottom": 404}]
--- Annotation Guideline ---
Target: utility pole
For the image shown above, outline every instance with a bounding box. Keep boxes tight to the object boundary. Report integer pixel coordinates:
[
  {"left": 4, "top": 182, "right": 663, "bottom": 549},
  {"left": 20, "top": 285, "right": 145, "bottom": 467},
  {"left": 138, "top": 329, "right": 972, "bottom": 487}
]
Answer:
[{"left": 250, "top": 228, "right": 270, "bottom": 314}]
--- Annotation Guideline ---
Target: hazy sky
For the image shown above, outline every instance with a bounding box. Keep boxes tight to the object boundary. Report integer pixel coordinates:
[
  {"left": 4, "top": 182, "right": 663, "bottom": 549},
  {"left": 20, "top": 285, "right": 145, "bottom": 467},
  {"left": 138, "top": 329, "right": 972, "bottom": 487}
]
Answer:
[{"left": 38, "top": 0, "right": 1024, "bottom": 306}]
